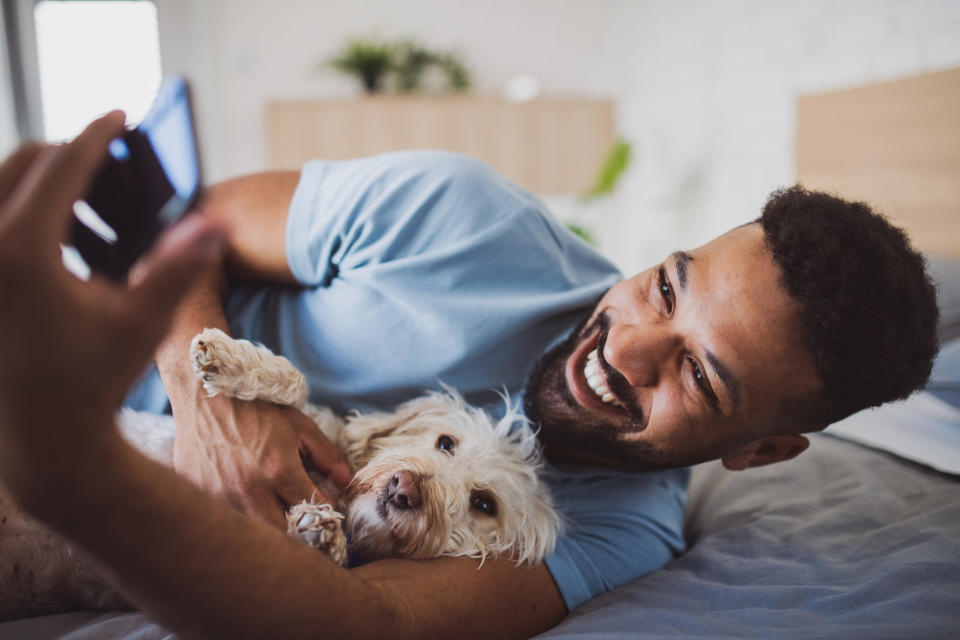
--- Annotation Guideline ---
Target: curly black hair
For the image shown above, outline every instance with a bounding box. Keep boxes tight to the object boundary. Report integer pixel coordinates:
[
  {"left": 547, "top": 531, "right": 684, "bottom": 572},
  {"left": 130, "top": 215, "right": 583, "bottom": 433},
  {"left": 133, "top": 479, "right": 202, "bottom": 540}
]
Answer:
[{"left": 757, "top": 185, "right": 939, "bottom": 430}]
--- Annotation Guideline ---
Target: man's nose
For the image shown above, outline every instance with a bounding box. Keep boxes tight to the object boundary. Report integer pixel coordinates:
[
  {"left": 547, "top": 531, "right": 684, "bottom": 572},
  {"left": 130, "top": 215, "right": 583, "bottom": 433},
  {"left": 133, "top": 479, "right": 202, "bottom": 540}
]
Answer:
[
  {"left": 603, "top": 320, "right": 681, "bottom": 388},
  {"left": 387, "top": 470, "right": 421, "bottom": 509}
]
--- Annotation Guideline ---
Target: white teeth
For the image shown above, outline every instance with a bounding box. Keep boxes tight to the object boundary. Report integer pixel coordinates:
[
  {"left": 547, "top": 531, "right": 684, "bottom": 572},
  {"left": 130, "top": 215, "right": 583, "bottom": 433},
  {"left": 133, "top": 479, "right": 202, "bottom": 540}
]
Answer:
[{"left": 583, "top": 349, "right": 617, "bottom": 404}]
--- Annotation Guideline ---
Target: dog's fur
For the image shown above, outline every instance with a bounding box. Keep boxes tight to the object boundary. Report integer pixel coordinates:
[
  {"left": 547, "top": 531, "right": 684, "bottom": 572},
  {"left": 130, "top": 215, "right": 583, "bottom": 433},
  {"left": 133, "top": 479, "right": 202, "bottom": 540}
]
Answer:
[{"left": 0, "top": 329, "right": 559, "bottom": 619}]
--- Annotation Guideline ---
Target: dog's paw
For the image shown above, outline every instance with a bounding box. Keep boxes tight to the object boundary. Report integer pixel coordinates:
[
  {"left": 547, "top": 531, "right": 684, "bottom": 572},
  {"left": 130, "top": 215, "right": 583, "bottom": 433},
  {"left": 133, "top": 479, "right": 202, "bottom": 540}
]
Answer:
[
  {"left": 189, "top": 328, "right": 309, "bottom": 407},
  {"left": 286, "top": 502, "right": 349, "bottom": 567},
  {"left": 189, "top": 328, "right": 238, "bottom": 396}
]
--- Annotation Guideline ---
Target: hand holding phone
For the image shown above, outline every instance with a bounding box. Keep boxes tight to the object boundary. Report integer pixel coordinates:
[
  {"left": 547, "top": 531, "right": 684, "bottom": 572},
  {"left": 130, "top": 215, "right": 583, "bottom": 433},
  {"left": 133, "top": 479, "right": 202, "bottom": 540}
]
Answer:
[{"left": 70, "top": 76, "right": 202, "bottom": 280}]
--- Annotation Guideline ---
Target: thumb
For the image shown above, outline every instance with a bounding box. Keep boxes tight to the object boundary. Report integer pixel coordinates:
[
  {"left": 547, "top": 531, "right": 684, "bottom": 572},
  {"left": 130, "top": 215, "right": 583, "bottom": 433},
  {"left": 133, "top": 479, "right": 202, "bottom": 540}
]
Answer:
[
  {"left": 298, "top": 426, "right": 354, "bottom": 489},
  {"left": 125, "top": 215, "right": 228, "bottom": 339}
]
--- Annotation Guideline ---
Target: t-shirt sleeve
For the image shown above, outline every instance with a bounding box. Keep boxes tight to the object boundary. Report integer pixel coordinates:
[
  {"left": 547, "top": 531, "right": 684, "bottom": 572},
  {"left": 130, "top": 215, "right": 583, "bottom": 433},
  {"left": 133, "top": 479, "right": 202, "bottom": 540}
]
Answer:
[
  {"left": 285, "top": 150, "right": 601, "bottom": 288},
  {"left": 544, "top": 466, "right": 691, "bottom": 611},
  {"left": 227, "top": 150, "right": 620, "bottom": 415}
]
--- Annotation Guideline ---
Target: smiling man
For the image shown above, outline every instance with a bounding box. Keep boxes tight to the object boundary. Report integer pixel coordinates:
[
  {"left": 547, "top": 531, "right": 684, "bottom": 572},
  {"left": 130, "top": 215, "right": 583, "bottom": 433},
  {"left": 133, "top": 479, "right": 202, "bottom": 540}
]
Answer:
[
  {"left": 525, "top": 225, "right": 820, "bottom": 472},
  {"left": 0, "top": 119, "right": 941, "bottom": 639}
]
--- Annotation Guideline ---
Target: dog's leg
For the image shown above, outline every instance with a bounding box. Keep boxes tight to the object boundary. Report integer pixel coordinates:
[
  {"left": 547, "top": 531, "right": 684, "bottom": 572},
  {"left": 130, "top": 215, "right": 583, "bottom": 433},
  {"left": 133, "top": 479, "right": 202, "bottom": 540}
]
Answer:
[
  {"left": 0, "top": 487, "right": 126, "bottom": 620},
  {"left": 190, "top": 328, "right": 309, "bottom": 408},
  {"left": 190, "top": 329, "right": 345, "bottom": 444},
  {"left": 0, "top": 409, "right": 179, "bottom": 619}
]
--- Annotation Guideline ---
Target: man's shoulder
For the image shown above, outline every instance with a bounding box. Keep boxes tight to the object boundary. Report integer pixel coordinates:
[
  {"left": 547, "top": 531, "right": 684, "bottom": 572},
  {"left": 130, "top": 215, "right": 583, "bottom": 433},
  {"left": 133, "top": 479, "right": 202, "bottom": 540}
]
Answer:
[
  {"left": 296, "top": 149, "right": 618, "bottom": 281},
  {"left": 300, "top": 150, "right": 555, "bottom": 240},
  {"left": 335, "top": 149, "right": 505, "bottom": 178},
  {"left": 310, "top": 149, "right": 530, "bottom": 203}
]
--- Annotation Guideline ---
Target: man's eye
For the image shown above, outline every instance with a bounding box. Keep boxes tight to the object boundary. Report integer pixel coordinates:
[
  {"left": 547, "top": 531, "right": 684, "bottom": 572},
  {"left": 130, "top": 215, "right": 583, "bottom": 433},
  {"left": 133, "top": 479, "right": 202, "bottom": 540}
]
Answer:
[
  {"left": 688, "top": 357, "right": 708, "bottom": 393},
  {"left": 658, "top": 266, "right": 674, "bottom": 314},
  {"left": 436, "top": 435, "right": 456, "bottom": 452}
]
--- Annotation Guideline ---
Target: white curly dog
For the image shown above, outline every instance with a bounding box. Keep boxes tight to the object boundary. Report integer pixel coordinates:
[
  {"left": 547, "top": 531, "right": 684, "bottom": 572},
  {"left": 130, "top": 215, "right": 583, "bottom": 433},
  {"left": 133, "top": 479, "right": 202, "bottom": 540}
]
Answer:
[{"left": 0, "top": 329, "right": 559, "bottom": 618}]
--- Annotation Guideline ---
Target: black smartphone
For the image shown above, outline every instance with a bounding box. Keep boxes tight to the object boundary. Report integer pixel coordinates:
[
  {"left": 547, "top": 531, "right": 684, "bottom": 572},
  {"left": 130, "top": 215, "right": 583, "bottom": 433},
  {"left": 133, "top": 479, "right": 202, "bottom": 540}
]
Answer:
[{"left": 69, "top": 76, "right": 202, "bottom": 281}]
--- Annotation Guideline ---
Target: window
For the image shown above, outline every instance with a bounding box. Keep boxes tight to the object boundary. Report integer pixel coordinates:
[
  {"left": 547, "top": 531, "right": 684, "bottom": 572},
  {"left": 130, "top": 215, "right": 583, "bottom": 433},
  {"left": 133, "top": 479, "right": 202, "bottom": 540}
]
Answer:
[{"left": 33, "top": 0, "right": 161, "bottom": 141}]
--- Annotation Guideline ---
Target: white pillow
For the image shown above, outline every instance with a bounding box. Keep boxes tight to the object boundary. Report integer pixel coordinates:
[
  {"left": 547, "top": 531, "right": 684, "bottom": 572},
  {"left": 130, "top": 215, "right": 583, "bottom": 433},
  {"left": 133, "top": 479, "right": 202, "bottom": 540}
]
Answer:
[
  {"left": 928, "top": 254, "right": 960, "bottom": 344},
  {"left": 825, "top": 390, "right": 960, "bottom": 475}
]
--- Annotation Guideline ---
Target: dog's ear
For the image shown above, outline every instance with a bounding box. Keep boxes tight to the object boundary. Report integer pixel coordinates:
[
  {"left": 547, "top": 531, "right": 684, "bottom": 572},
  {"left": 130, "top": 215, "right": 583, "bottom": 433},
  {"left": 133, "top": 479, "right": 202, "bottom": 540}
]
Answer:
[
  {"left": 341, "top": 392, "right": 467, "bottom": 468},
  {"left": 483, "top": 474, "right": 561, "bottom": 566},
  {"left": 485, "top": 405, "right": 562, "bottom": 565}
]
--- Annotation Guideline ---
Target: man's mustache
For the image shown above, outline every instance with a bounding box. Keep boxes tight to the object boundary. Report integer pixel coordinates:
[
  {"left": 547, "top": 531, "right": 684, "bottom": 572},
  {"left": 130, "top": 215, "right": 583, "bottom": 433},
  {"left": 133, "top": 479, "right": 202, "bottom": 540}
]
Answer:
[{"left": 589, "top": 313, "right": 645, "bottom": 428}]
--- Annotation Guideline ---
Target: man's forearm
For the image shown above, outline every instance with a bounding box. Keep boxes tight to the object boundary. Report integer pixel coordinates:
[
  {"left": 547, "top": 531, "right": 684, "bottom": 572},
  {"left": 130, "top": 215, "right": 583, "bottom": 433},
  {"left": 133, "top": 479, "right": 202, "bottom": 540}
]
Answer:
[
  {"left": 23, "top": 434, "right": 564, "bottom": 640},
  {"left": 154, "top": 258, "right": 227, "bottom": 395},
  {"left": 28, "top": 435, "right": 404, "bottom": 640}
]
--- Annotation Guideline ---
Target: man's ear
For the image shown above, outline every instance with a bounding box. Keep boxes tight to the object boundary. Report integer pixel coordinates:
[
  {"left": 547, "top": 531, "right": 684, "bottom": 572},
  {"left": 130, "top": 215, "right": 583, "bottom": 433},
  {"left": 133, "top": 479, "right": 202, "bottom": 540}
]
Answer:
[{"left": 721, "top": 434, "right": 810, "bottom": 471}]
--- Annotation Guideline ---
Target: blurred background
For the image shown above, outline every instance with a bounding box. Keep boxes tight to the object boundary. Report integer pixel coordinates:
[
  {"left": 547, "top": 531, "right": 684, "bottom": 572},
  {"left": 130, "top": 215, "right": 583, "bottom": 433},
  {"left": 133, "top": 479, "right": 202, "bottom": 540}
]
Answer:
[{"left": 1, "top": 0, "right": 958, "bottom": 274}]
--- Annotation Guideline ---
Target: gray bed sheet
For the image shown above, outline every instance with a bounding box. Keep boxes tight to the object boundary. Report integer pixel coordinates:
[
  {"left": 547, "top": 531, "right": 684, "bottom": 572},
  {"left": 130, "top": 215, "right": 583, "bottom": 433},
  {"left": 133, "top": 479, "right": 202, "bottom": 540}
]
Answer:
[
  {"left": 3, "top": 435, "right": 958, "bottom": 639},
  {"left": 537, "top": 434, "right": 960, "bottom": 639}
]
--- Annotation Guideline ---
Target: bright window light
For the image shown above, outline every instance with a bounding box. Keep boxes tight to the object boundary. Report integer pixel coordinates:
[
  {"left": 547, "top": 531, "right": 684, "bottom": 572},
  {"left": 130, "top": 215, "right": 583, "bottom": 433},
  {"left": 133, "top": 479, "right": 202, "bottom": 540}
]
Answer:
[{"left": 34, "top": 0, "right": 162, "bottom": 142}]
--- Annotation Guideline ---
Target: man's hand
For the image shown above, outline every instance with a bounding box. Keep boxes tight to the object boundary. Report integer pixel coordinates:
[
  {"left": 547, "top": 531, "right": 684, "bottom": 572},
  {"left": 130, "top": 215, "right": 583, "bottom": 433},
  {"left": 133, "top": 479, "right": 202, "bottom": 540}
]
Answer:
[
  {"left": 152, "top": 170, "right": 350, "bottom": 527},
  {"left": 0, "top": 112, "right": 227, "bottom": 496},
  {"left": 172, "top": 391, "right": 353, "bottom": 528}
]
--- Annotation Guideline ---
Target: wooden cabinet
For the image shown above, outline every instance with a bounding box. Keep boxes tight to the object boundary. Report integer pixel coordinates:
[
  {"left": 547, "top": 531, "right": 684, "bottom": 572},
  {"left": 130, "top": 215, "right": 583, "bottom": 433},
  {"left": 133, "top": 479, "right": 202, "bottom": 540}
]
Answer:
[{"left": 268, "top": 97, "right": 615, "bottom": 194}]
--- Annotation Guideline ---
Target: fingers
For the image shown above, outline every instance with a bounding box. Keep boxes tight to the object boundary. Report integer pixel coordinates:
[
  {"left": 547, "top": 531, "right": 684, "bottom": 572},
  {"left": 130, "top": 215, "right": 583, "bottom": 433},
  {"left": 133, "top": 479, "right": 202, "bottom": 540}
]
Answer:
[
  {"left": 274, "top": 468, "right": 338, "bottom": 512},
  {"left": 243, "top": 488, "right": 288, "bottom": 530},
  {"left": 123, "top": 215, "right": 228, "bottom": 344},
  {"left": 4, "top": 111, "right": 125, "bottom": 242},
  {"left": 298, "top": 426, "right": 354, "bottom": 490},
  {"left": 0, "top": 143, "right": 46, "bottom": 209}
]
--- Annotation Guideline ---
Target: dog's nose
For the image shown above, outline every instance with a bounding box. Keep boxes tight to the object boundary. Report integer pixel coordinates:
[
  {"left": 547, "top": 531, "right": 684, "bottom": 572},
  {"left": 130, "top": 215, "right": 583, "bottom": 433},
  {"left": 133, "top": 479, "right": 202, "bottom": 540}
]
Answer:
[{"left": 387, "top": 470, "right": 421, "bottom": 509}]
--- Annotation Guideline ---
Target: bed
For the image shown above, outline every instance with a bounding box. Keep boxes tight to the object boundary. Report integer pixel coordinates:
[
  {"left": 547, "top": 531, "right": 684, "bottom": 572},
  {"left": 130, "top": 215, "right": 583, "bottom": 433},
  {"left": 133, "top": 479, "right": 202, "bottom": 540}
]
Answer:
[
  {"left": 3, "top": 71, "right": 960, "bottom": 638},
  {"left": 3, "top": 255, "right": 958, "bottom": 640}
]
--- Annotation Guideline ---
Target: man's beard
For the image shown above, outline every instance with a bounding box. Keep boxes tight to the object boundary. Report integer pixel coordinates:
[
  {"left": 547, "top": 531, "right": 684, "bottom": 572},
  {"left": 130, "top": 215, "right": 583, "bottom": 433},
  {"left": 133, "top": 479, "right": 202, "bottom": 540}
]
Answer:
[{"left": 523, "top": 311, "right": 674, "bottom": 471}]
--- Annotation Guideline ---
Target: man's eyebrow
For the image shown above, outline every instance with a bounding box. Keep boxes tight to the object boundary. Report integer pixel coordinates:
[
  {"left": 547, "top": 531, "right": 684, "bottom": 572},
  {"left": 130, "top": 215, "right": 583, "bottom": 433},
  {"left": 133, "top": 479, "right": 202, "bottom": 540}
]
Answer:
[
  {"left": 671, "top": 251, "right": 694, "bottom": 293},
  {"left": 705, "top": 350, "right": 742, "bottom": 414}
]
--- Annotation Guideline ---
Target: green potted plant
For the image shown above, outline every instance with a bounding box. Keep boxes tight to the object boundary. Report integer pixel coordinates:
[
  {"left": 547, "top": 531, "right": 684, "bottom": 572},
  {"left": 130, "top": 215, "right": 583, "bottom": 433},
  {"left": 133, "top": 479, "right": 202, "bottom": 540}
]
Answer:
[
  {"left": 328, "top": 37, "right": 395, "bottom": 94},
  {"left": 393, "top": 41, "right": 435, "bottom": 93},
  {"left": 434, "top": 52, "right": 471, "bottom": 92},
  {"left": 328, "top": 37, "right": 471, "bottom": 95}
]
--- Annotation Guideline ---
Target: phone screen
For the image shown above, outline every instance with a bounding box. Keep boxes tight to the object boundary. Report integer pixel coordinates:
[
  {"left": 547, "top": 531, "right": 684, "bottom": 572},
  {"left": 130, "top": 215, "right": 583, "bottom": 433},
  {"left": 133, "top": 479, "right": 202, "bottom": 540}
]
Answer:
[
  {"left": 69, "top": 76, "right": 202, "bottom": 280},
  {"left": 138, "top": 78, "right": 200, "bottom": 226}
]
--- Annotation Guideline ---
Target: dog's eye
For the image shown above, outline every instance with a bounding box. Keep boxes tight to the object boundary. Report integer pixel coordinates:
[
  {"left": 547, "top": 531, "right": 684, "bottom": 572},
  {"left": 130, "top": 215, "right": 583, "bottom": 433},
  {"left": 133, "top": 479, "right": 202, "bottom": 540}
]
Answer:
[
  {"left": 470, "top": 491, "right": 498, "bottom": 517},
  {"left": 436, "top": 435, "right": 456, "bottom": 452}
]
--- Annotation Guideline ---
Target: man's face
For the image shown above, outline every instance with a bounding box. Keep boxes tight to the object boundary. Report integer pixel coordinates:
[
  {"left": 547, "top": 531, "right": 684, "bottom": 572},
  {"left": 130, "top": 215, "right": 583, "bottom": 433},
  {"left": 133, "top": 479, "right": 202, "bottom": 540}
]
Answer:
[{"left": 524, "top": 223, "right": 821, "bottom": 471}]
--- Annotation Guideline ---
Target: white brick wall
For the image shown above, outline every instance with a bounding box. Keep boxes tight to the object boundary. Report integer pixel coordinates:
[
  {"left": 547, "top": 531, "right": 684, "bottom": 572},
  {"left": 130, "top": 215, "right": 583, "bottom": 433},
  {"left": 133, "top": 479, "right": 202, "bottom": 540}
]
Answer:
[
  {"left": 601, "top": 0, "right": 960, "bottom": 275},
  {"left": 147, "top": 0, "right": 959, "bottom": 276},
  {"left": 154, "top": 0, "right": 638, "bottom": 183}
]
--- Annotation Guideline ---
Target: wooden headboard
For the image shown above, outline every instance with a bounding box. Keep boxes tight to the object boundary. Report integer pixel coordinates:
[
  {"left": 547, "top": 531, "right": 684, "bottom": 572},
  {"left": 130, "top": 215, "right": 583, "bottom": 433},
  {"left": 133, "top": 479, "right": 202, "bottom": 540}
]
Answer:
[{"left": 796, "top": 68, "right": 960, "bottom": 259}]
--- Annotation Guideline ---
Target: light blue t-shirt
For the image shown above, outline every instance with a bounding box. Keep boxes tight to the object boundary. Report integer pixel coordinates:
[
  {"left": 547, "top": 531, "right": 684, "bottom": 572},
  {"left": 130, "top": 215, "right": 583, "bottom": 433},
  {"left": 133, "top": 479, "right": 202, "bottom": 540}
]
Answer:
[{"left": 127, "top": 150, "right": 688, "bottom": 611}]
